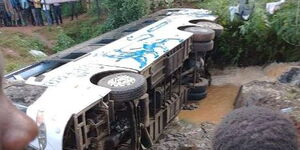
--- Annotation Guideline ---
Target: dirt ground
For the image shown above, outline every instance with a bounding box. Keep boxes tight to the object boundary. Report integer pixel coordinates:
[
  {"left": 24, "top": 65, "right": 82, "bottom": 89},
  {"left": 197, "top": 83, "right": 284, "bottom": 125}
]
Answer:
[
  {"left": 152, "top": 62, "right": 300, "bottom": 150},
  {"left": 0, "top": 14, "right": 88, "bottom": 49},
  {"left": 0, "top": 14, "right": 91, "bottom": 72},
  {"left": 1, "top": 26, "right": 54, "bottom": 48},
  {"left": 151, "top": 84, "right": 240, "bottom": 149}
]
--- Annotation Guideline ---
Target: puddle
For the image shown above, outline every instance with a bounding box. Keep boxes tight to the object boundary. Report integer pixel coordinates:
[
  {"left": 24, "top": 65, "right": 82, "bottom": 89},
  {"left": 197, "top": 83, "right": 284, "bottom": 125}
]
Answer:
[
  {"left": 179, "top": 62, "right": 298, "bottom": 125},
  {"left": 179, "top": 85, "right": 240, "bottom": 124}
]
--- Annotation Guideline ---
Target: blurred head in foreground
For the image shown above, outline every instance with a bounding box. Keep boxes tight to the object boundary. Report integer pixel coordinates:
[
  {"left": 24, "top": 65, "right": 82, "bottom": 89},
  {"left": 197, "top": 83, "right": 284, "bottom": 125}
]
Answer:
[
  {"left": 213, "top": 106, "right": 298, "bottom": 150},
  {"left": 0, "top": 54, "right": 38, "bottom": 150}
]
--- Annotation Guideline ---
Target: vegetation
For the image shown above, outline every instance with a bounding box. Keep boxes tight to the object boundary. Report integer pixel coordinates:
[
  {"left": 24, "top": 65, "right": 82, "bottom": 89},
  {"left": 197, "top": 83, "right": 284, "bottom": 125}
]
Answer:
[
  {"left": 102, "top": 0, "right": 149, "bottom": 30},
  {"left": 0, "top": 0, "right": 151, "bottom": 72},
  {"left": 57, "top": 0, "right": 299, "bottom": 66},
  {"left": 53, "top": 31, "right": 76, "bottom": 52},
  {"left": 61, "top": 2, "right": 86, "bottom": 17},
  {"left": 198, "top": 0, "right": 300, "bottom": 66},
  {"left": 2, "top": 0, "right": 298, "bottom": 72},
  {"left": 0, "top": 31, "right": 46, "bottom": 72},
  {"left": 52, "top": 0, "right": 149, "bottom": 52}
]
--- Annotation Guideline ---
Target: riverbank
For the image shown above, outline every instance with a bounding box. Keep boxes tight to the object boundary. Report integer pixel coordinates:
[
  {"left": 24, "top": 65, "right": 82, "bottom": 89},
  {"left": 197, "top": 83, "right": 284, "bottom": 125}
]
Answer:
[{"left": 151, "top": 62, "right": 300, "bottom": 150}]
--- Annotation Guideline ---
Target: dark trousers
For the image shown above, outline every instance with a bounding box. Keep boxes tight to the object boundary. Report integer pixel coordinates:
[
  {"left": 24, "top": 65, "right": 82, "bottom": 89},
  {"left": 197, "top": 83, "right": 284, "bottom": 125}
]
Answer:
[
  {"left": 2, "top": 12, "right": 11, "bottom": 26},
  {"left": 43, "top": 10, "right": 52, "bottom": 25},
  {"left": 70, "top": 2, "right": 78, "bottom": 20},
  {"left": 15, "top": 7, "right": 23, "bottom": 26},
  {"left": 53, "top": 5, "right": 62, "bottom": 24},
  {"left": 21, "top": 8, "right": 31, "bottom": 25},
  {"left": 0, "top": 11, "right": 4, "bottom": 26},
  {"left": 34, "top": 8, "right": 44, "bottom": 26}
]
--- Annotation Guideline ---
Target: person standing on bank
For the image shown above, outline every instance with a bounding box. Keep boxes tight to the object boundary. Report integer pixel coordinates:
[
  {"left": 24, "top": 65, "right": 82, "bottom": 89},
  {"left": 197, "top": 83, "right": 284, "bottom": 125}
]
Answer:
[
  {"left": 0, "top": 0, "right": 11, "bottom": 26},
  {"left": 0, "top": 0, "right": 6, "bottom": 26},
  {"left": 20, "top": 0, "right": 30, "bottom": 25},
  {"left": 41, "top": 0, "right": 52, "bottom": 25},
  {"left": 33, "top": 0, "right": 43, "bottom": 26},
  {"left": 9, "top": 0, "right": 23, "bottom": 26},
  {"left": 52, "top": 2, "right": 62, "bottom": 25},
  {"left": 70, "top": 1, "right": 77, "bottom": 20},
  {"left": 28, "top": 0, "right": 36, "bottom": 25},
  {"left": 12, "top": 0, "right": 24, "bottom": 25},
  {"left": 3, "top": 0, "right": 16, "bottom": 26}
]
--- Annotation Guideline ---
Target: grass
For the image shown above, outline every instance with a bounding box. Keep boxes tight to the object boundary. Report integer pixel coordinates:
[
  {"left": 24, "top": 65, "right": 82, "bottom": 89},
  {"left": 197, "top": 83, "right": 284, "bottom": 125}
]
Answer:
[
  {"left": 0, "top": 14, "right": 106, "bottom": 73},
  {"left": 0, "top": 31, "right": 47, "bottom": 73}
]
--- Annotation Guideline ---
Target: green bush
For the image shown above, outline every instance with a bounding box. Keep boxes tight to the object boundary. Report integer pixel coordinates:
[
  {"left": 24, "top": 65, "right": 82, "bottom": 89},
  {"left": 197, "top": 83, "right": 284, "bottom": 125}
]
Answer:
[
  {"left": 55, "top": 0, "right": 149, "bottom": 49},
  {"left": 199, "top": 0, "right": 300, "bottom": 66},
  {"left": 61, "top": 1, "right": 86, "bottom": 17},
  {"left": 62, "top": 16, "right": 108, "bottom": 43},
  {"left": 53, "top": 31, "right": 76, "bottom": 52},
  {"left": 102, "top": 0, "right": 149, "bottom": 30}
]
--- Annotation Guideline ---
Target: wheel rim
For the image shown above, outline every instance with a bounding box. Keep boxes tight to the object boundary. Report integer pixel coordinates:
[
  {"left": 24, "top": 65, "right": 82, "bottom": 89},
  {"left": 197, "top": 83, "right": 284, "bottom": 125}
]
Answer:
[{"left": 108, "top": 75, "right": 136, "bottom": 87}]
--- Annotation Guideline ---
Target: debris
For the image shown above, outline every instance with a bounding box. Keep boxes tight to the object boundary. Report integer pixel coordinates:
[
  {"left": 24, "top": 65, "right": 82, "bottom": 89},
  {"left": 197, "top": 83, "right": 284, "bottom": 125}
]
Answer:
[
  {"left": 281, "top": 107, "right": 293, "bottom": 114},
  {"left": 266, "top": 0, "right": 286, "bottom": 14},
  {"left": 148, "top": 121, "right": 215, "bottom": 150},
  {"left": 229, "top": 0, "right": 254, "bottom": 21},
  {"left": 29, "top": 50, "right": 47, "bottom": 58},
  {"left": 4, "top": 81, "right": 47, "bottom": 106},
  {"left": 278, "top": 67, "right": 300, "bottom": 88},
  {"left": 229, "top": 6, "right": 239, "bottom": 21},
  {"left": 183, "top": 104, "right": 199, "bottom": 110}
]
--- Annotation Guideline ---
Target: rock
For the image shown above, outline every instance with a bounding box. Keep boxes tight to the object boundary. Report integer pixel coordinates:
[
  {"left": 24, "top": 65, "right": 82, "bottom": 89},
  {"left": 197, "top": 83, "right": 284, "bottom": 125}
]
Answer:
[
  {"left": 278, "top": 67, "right": 300, "bottom": 88},
  {"left": 4, "top": 81, "right": 47, "bottom": 106},
  {"left": 183, "top": 104, "right": 199, "bottom": 110},
  {"left": 235, "top": 81, "right": 300, "bottom": 121},
  {"left": 148, "top": 121, "right": 215, "bottom": 150},
  {"left": 29, "top": 50, "right": 47, "bottom": 58}
]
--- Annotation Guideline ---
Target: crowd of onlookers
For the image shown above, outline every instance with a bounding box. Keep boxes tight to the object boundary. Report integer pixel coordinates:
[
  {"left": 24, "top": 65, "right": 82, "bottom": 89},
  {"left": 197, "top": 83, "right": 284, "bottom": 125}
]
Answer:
[{"left": 0, "top": 0, "right": 78, "bottom": 27}]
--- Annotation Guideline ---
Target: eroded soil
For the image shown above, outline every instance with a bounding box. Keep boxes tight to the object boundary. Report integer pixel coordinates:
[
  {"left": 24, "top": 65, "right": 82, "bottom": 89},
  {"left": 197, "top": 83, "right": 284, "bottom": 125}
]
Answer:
[{"left": 153, "top": 62, "right": 300, "bottom": 150}]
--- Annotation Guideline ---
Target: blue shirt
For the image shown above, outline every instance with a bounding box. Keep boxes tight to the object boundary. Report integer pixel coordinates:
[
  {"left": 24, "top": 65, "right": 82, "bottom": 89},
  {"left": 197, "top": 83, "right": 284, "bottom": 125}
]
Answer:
[
  {"left": 9, "top": 0, "right": 19, "bottom": 8},
  {"left": 0, "top": 0, "right": 5, "bottom": 11},
  {"left": 20, "top": 0, "right": 28, "bottom": 9}
]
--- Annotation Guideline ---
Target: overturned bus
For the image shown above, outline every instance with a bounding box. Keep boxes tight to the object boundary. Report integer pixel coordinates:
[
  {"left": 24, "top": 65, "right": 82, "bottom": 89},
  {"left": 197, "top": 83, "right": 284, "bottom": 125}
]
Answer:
[{"left": 4, "top": 8, "right": 221, "bottom": 150}]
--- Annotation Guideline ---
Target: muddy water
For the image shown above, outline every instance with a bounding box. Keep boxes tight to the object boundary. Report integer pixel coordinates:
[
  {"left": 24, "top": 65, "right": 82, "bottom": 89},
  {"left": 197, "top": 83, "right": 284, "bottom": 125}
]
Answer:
[
  {"left": 179, "top": 85, "right": 240, "bottom": 124},
  {"left": 179, "top": 62, "right": 298, "bottom": 124},
  {"left": 211, "top": 62, "right": 298, "bottom": 86}
]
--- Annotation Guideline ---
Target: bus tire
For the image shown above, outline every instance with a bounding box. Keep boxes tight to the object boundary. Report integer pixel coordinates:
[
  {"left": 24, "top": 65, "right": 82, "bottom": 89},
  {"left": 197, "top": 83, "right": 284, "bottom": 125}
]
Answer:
[
  {"left": 184, "top": 27, "right": 215, "bottom": 42},
  {"left": 192, "top": 41, "right": 214, "bottom": 52},
  {"left": 97, "top": 72, "right": 147, "bottom": 102},
  {"left": 196, "top": 21, "right": 224, "bottom": 37},
  {"left": 188, "top": 91, "right": 207, "bottom": 101},
  {"left": 188, "top": 78, "right": 209, "bottom": 93}
]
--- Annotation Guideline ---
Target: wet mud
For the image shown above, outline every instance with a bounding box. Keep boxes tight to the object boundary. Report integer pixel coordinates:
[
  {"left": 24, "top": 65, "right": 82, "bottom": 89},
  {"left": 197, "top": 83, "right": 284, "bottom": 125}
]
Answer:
[
  {"left": 211, "top": 62, "right": 299, "bottom": 86},
  {"left": 153, "top": 62, "right": 299, "bottom": 150},
  {"left": 179, "top": 85, "right": 240, "bottom": 124}
]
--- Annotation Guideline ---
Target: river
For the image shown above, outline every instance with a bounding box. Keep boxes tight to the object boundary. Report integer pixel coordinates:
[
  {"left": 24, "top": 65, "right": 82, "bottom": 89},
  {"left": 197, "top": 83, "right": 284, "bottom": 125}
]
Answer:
[{"left": 179, "top": 62, "right": 298, "bottom": 124}]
